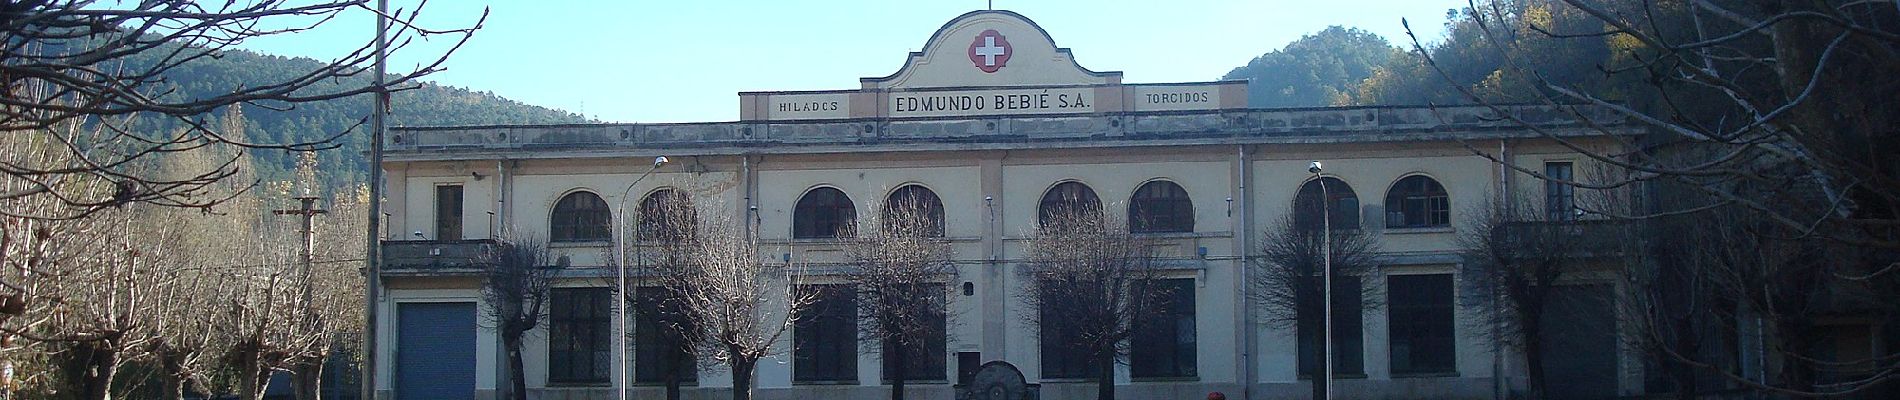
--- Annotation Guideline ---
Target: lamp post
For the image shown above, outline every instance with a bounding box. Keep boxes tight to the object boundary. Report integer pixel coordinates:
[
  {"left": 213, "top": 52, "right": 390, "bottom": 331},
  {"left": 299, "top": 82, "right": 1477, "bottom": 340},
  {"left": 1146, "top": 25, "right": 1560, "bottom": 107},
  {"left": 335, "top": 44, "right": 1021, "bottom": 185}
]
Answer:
[
  {"left": 1309, "top": 161, "right": 1332, "bottom": 400},
  {"left": 613, "top": 155, "right": 668, "bottom": 400}
]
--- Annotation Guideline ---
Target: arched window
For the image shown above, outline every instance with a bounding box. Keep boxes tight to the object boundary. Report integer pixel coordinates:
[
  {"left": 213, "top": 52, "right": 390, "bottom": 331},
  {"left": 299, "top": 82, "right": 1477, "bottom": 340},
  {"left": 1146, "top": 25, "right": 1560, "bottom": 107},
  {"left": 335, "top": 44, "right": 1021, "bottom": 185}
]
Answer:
[
  {"left": 1038, "top": 181, "right": 1102, "bottom": 231},
  {"left": 884, "top": 185, "right": 945, "bottom": 237},
  {"left": 1294, "top": 177, "right": 1360, "bottom": 230},
  {"left": 637, "top": 188, "right": 694, "bottom": 241},
  {"left": 794, "top": 187, "right": 857, "bottom": 239},
  {"left": 1129, "top": 180, "right": 1194, "bottom": 233},
  {"left": 1386, "top": 175, "right": 1449, "bottom": 228},
  {"left": 551, "top": 191, "right": 611, "bottom": 242}
]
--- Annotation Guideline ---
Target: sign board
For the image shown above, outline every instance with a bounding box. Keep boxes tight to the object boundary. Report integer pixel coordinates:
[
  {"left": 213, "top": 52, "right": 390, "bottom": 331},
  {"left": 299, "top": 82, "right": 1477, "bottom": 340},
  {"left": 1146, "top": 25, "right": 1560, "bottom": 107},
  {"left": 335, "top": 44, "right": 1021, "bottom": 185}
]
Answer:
[
  {"left": 764, "top": 93, "right": 849, "bottom": 120},
  {"left": 1132, "top": 84, "right": 1223, "bottom": 112},
  {"left": 888, "top": 87, "right": 1094, "bottom": 118}
]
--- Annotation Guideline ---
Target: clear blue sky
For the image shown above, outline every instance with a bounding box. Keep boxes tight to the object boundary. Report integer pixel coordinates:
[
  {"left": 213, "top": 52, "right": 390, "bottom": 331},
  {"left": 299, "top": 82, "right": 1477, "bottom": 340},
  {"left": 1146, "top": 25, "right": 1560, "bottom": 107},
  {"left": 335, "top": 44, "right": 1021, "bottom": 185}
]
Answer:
[{"left": 238, "top": 1, "right": 1465, "bottom": 123}]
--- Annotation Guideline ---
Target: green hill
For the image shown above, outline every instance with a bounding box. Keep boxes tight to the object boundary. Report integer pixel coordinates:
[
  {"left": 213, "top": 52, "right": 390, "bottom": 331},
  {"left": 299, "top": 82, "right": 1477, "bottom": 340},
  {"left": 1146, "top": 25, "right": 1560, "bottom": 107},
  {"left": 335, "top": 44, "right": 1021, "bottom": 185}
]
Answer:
[
  {"left": 133, "top": 48, "right": 589, "bottom": 186},
  {"left": 1222, "top": 26, "right": 1403, "bottom": 108}
]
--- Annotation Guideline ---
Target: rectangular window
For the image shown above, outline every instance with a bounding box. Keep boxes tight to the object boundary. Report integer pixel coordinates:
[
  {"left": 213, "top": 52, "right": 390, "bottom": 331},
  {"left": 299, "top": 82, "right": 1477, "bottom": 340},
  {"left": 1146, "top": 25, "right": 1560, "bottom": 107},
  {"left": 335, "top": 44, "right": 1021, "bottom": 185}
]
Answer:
[
  {"left": 1039, "top": 286, "right": 1090, "bottom": 379},
  {"left": 794, "top": 285, "right": 857, "bottom": 383},
  {"left": 634, "top": 287, "right": 696, "bottom": 384},
  {"left": 1132, "top": 278, "right": 1198, "bottom": 378},
  {"left": 434, "top": 185, "right": 463, "bottom": 240},
  {"left": 1395, "top": 196, "right": 1450, "bottom": 227},
  {"left": 1388, "top": 274, "right": 1456, "bottom": 375},
  {"left": 1545, "top": 162, "right": 1576, "bottom": 221},
  {"left": 1297, "top": 276, "right": 1364, "bottom": 378},
  {"left": 549, "top": 288, "right": 611, "bottom": 384},
  {"left": 883, "top": 284, "right": 947, "bottom": 382}
]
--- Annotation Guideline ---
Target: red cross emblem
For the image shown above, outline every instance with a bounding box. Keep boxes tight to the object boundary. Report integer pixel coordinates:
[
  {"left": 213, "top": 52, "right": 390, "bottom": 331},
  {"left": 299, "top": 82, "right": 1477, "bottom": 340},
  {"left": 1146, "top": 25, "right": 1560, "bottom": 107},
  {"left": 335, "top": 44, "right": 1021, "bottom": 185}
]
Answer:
[{"left": 967, "top": 29, "right": 1011, "bottom": 73}]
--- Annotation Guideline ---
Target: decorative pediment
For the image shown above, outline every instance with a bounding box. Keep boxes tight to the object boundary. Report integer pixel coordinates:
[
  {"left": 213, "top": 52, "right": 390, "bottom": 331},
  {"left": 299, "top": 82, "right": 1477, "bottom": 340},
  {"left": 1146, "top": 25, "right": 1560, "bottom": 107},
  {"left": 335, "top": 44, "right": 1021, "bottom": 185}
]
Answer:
[
  {"left": 860, "top": 10, "right": 1121, "bottom": 89},
  {"left": 738, "top": 10, "right": 1244, "bottom": 121}
]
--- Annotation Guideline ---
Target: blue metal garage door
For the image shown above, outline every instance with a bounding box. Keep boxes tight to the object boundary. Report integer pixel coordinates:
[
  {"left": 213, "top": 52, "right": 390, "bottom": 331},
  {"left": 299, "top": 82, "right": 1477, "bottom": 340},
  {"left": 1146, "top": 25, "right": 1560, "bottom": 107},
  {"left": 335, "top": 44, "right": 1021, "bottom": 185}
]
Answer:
[{"left": 397, "top": 302, "right": 477, "bottom": 400}]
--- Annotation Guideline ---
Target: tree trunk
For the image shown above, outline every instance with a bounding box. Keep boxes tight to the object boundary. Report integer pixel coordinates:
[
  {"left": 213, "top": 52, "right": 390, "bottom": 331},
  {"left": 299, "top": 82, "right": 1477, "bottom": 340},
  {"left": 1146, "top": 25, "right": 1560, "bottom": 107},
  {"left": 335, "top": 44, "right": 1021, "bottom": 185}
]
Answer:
[
  {"left": 1095, "top": 353, "right": 1114, "bottom": 400},
  {"left": 1671, "top": 321, "right": 1698, "bottom": 400},
  {"left": 1776, "top": 325, "right": 1818, "bottom": 394},
  {"left": 890, "top": 348, "right": 907, "bottom": 400},
  {"left": 730, "top": 358, "right": 754, "bottom": 400},
  {"left": 502, "top": 333, "right": 526, "bottom": 400},
  {"left": 292, "top": 357, "right": 324, "bottom": 400},
  {"left": 158, "top": 350, "right": 187, "bottom": 400},
  {"left": 664, "top": 342, "right": 685, "bottom": 400},
  {"left": 1524, "top": 330, "right": 1546, "bottom": 400},
  {"left": 160, "top": 372, "right": 185, "bottom": 400},
  {"left": 80, "top": 342, "right": 118, "bottom": 400},
  {"left": 665, "top": 368, "right": 682, "bottom": 400},
  {"left": 238, "top": 361, "right": 272, "bottom": 400}
]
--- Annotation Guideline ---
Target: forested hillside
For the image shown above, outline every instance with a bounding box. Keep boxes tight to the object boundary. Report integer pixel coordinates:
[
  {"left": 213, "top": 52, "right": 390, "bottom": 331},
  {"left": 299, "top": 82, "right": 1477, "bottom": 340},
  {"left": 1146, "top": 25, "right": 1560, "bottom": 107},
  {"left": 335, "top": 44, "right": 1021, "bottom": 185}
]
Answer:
[
  {"left": 1227, "top": 3, "right": 1634, "bottom": 109},
  {"left": 1222, "top": 26, "right": 1402, "bottom": 108},
  {"left": 131, "top": 47, "right": 589, "bottom": 185}
]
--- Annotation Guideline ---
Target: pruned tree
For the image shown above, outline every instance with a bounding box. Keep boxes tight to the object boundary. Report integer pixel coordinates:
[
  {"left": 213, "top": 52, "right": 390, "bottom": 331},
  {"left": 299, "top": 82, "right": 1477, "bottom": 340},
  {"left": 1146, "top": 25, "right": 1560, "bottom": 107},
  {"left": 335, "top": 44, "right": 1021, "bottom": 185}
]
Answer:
[
  {"left": 1250, "top": 214, "right": 1381, "bottom": 400},
  {"left": 210, "top": 214, "right": 306, "bottom": 400},
  {"left": 137, "top": 204, "right": 230, "bottom": 400},
  {"left": 843, "top": 197, "right": 954, "bottom": 400},
  {"left": 2, "top": 106, "right": 367, "bottom": 400},
  {"left": 41, "top": 209, "right": 168, "bottom": 400},
  {"left": 657, "top": 203, "right": 814, "bottom": 400},
  {"left": 286, "top": 182, "right": 370, "bottom": 400},
  {"left": 618, "top": 187, "right": 701, "bottom": 400},
  {"left": 1457, "top": 196, "right": 1599, "bottom": 400},
  {"left": 0, "top": 120, "right": 236, "bottom": 399},
  {"left": 143, "top": 262, "right": 222, "bottom": 400},
  {"left": 479, "top": 234, "right": 553, "bottom": 400},
  {"left": 1019, "top": 209, "right": 1168, "bottom": 400},
  {"left": 0, "top": 0, "right": 482, "bottom": 220}
]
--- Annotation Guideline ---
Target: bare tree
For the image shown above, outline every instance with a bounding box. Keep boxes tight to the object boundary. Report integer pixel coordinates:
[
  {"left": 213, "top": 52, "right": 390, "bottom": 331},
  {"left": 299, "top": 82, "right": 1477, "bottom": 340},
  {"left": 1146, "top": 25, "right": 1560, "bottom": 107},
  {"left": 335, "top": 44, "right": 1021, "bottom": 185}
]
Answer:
[
  {"left": 1397, "top": 0, "right": 1900, "bottom": 396},
  {"left": 213, "top": 212, "right": 317, "bottom": 400},
  {"left": 0, "top": 122, "right": 230, "bottom": 399},
  {"left": 617, "top": 187, "right": 700, "bottom": 400},
  {"left": 43, "top": 209, "right": 169, "bottom": 400},
  {"left": 286, "top": 182, "right": 370, "bottom": 400},
  {"left": 1019, "top": 210, "right": 1168, "bottom": 400},
  {"left": 144, "top": 263, "right": 222, "bottom": 400},
  {"left": 1250, "top": 215, "right": 1381, "bottom": 400},
  {"left": 479, "top": 234, "right": 553, "bottom": 400},
  {"left": 0, "top": 1, "right": 482, "bottom": 220},
  {"left": 138, "top": 205, "right": 230, "bottom": 400},
  {"left": 843, "top": 199, "right": 953, "bottom": 400},
  {"left": 1626, "top": 182, "right": 1894, "bottom": 397},
  {"left": 1457, "top": 196, "right": 1601, "bottom": 400},
  {"left": 660, "top": 210, "right": 813, "bottom": 400},
  {"left": 1, "top": 112, "right": 366, "bottom": 400}
]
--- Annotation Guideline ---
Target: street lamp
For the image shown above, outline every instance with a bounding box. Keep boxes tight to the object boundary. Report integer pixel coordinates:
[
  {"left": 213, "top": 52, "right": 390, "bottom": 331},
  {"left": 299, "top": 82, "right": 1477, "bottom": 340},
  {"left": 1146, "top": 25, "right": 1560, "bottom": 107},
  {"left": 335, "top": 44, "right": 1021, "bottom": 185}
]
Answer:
[
  {"left": 613, "top": 155, "right": 668, "bottom": 400},
  {"left": 1309, "top": 161, "right": 1332, "bottom": 400}
]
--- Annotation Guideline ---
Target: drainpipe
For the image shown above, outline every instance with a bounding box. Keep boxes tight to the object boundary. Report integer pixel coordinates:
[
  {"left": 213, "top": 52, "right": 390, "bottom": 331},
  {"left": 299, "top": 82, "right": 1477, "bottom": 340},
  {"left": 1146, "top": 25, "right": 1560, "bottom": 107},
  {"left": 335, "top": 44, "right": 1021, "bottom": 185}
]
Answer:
[
  {"left": 1235, "top": 144, "right": 1254, "bottom": 400},
  {"left": 496, "top": 160, "right": 507, "bottom": 237},
  {"left": 743, "top": 155, "right": 756, "bottom": 242},
  {"left": 1493, "top": 139, "right": 1510, "bottom": 400}
]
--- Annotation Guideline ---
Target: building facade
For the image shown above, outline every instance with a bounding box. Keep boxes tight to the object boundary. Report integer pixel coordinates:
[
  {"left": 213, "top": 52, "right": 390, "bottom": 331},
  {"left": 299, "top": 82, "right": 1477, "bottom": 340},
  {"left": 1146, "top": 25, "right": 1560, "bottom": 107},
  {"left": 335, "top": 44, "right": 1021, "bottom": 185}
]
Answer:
[{"left": 371, "top": 10, "right": 1641, "bottom": 400}]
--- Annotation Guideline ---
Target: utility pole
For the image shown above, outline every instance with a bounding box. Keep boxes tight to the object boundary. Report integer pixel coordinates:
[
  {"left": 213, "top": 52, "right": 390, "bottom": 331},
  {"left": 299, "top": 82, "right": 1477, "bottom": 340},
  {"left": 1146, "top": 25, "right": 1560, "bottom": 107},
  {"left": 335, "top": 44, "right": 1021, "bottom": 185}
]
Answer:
[
  {"left": 365, "top": 0, "right": 390, "bottom": 398},
  {"left": 274, "top": 195, "right": 328, "bottom": 321}
]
